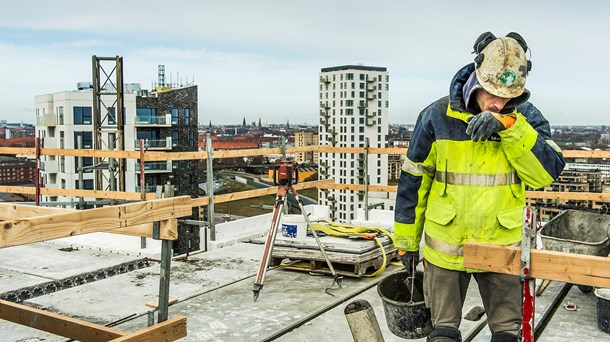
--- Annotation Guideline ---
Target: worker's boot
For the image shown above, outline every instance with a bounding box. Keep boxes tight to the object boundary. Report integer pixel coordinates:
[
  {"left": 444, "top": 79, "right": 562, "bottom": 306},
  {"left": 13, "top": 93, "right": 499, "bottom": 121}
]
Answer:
[
  {"left": 426, "top": 326, "right": 462, "bottom": 342},
  {"left": 490, "top": 332, "right": 518, "bottom": 342}
]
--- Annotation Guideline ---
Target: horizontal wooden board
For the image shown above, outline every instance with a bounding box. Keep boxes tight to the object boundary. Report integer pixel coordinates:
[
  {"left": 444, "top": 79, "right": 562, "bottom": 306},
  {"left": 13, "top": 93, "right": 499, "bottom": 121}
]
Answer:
[
  {"left": 0, "top": 299, "right": 125, "bottom": 341},
  {"left": 463, "top": 242, "right": 610, "bottom": 288},
  {"left": 110, "top": 316, "right": 187, "bottom": 342},
  {"left": 0, "top": 203, "right": 156, "bottom": 238},
  {"left": 0, "top": 196, "right": 190, "bottom": 248},
  {"left": 190, "top": 179, "right": 334, "bottom": 207}
]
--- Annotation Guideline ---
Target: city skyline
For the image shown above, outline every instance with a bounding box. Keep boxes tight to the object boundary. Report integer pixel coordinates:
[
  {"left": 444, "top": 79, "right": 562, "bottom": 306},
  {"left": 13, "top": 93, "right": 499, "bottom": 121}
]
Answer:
[{"left": 1, "top": 1, "right": 610, "bottom": 126}]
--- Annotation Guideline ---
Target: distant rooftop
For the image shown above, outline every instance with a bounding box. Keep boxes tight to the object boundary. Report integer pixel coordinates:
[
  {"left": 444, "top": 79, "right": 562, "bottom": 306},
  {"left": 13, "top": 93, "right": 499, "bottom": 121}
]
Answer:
[{"left": 321, "top": 65, "right": 387, "bottom": 72}]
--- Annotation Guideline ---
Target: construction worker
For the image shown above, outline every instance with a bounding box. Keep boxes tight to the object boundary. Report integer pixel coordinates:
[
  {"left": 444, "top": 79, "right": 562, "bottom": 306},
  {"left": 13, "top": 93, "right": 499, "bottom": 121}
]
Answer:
[{"left": 393, "top": 32, "right": 565, "bottom": 342}]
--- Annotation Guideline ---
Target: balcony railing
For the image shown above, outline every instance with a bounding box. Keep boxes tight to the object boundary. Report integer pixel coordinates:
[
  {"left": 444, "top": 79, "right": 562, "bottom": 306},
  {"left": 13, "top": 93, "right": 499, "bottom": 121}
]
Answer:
[
  {"left": 135, "top": 184, "right": 162, "bottom": 193},
  {"left": 135, "top": 161, "right": 172, "bottom": 173},
  {"left": 36, "top": 114, "right": 57, "bottom": 127},
  {"left": 40, "top": 160, "right": 58, "bottom": 174},
  {"left": 134, "top": 114, "right": 171, "bottom": 127},
  {"left": 135, "top": 137, "right": 172, "bottom": 150}
]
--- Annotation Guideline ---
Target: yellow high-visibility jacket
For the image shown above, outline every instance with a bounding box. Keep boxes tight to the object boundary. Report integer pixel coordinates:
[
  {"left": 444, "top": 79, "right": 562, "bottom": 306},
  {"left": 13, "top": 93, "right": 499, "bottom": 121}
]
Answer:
[{"left": 394, "top": 64, "right": 565, "bottom": 271}]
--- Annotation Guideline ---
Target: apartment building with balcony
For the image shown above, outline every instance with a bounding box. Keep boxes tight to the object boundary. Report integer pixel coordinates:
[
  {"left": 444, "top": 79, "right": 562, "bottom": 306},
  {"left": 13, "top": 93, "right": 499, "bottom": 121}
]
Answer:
[
  {"left": 317, "top": 65, "right": 393, "bottom": 222},
  {"left": 0, "top": 157, "right": 35, "bottom": 185},
  {"left": 294, "top": 132, "right": 318, "bottom": 164},
  {"left": 527, "top": 166, "right": 609, "bottom": 221},
  {"left": 35, "top": 84, "right": 199, "bottom": 254}
]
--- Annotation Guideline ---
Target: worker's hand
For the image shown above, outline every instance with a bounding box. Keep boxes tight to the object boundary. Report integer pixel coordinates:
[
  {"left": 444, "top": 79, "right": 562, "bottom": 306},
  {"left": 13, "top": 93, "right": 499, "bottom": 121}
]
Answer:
[
  {"left": 466, "top": 111, "right": 515, "bottom": 142},
  {"left": 399, "top": 250, "right": 420, "bottom": 275}
]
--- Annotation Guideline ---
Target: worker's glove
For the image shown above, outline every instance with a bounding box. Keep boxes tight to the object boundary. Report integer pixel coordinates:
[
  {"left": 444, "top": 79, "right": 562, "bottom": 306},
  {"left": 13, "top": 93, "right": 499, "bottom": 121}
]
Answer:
[
  {"left": 399, "top": 250, "right": 420, "bottom": 275},
  {"left": 466, "top": 111, "right": 515, "bottom": 142}
]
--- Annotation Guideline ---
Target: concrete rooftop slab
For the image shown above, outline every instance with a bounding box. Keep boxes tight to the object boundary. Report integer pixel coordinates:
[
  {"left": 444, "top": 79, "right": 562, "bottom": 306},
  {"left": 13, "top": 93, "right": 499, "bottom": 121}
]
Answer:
[{"left": 2, "top": 239, "right": 610, "bottom": 341}]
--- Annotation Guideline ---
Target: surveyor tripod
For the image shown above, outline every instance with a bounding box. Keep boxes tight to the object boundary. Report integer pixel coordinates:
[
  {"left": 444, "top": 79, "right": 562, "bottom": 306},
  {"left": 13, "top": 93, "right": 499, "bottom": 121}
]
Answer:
[{"left": 252, "top": 161, "right": 342, "bottom": 301}]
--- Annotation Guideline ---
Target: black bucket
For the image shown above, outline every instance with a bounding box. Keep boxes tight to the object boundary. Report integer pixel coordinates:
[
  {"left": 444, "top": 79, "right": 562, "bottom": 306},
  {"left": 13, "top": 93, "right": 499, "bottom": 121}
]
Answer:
[
  {"left": 377, "top": 271, "right": 432, "bottom": 339},
  {"left": 595, "top": 288, "right": 610, "bottom": 334}
]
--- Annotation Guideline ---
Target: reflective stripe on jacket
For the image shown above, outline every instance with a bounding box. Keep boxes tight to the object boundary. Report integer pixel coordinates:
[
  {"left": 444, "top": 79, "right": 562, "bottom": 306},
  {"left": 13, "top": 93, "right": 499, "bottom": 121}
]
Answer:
[{"left": 393, "top": 64, "right": 565, "bottom": 272}]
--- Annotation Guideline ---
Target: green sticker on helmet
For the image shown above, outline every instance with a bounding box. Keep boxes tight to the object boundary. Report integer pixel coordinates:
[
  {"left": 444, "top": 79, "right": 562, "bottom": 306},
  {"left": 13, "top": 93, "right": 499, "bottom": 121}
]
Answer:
[{"left": 500, "top": 71, "right": 516, "bottom": 86}]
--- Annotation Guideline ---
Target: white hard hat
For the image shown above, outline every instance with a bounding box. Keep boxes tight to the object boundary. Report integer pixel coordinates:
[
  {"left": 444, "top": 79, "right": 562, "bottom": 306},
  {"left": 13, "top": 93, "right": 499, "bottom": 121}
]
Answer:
[{"left": 474, "top": 34, "right": 530, "bottom": 99}]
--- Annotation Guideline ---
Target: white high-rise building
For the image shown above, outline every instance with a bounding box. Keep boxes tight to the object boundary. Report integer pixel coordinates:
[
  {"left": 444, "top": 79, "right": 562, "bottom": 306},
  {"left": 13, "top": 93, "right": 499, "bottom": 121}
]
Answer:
[{"left": 318, "top": 65, "right": 393, "bottom": 222}]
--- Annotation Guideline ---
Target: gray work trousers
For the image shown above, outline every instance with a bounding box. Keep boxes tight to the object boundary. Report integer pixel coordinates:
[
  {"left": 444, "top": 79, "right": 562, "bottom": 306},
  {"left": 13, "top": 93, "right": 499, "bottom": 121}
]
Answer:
[{"left": 423, "top": 260, "right": 521, "bottom": 335}]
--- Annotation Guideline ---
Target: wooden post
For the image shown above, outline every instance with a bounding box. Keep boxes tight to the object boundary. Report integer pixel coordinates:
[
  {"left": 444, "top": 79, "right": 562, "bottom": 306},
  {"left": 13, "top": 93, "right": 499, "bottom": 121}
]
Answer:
[{"left": 344, "top": 299, "right": 384, "bottom": 342}]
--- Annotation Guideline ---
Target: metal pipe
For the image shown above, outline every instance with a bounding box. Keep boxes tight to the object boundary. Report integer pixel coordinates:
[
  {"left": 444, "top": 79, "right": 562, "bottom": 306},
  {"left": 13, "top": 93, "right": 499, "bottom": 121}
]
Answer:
[
  {"left": 344, "top": 300, "right": 384, "bottom": 342},
  {"left": 206, "top": 133, "right": 215, "bottom": 241},
  {"left": 140, "top": 139, "right": 146, "bottom": 249},
  {"left": 157, "top": 239, "right": 172, "bottom": 323},
  {"left": 364, "top": 138, "right": 370, "bottom": 221},
  {"left": 77, "top": 135, "right": 84, "bottom": 210},
  {"left": 35, "top": 137, "right": 41, "bottom": 206}
]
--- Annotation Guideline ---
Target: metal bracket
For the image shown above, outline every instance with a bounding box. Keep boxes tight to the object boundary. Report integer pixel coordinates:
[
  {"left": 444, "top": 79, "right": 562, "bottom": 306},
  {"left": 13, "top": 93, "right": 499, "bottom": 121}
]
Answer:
[{"left": 153, "top": 221, "right": 160, "bottom": 240}]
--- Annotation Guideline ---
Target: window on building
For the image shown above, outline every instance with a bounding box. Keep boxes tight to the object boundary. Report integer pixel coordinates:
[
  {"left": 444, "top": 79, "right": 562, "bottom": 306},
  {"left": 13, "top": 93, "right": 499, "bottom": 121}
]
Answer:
[
  {"left": 359, "top": 83, "right": 365, "bottom": 89},
  {"left": 75, "top": 179, "right": 94, "bottom": 190},
  {"left": 73, "top": 107, "right": 92, "bottom": 125},
  {"left": 58, "top": 106, "right": 64, "bottom": 125},
  {"left": 189, "top": 131, "right": 195, "bottom": 147},
  {"left": 346, "top": 73, "right": 354, "bottom": 80},
  {"left": 359, "top": 74, "right": 365, "bottom": 80},
  {"left": 172, "top": 130, "right": 179, "bottom": 147},
  {"left": 171, "top": 108, "right": 179, "bottom": 125},
  {"left": 74, "top": 157, "right": 94, "bottom": 173},
  {"left": 359, "top": 127, "right": 364, "bottom": 133},
  {"left": 73, "top": 131, "right": 93, "bottom": 149},
  {"left": 107, "top": 107, "right": 116, "bottom": 125},
  {"left": 136, "top": 108, "right": 157, "bottom": 124}
]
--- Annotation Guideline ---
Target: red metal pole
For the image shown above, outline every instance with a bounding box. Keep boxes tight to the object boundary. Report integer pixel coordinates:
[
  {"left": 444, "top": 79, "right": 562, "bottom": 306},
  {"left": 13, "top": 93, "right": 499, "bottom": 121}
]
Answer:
[
  {"left": 521, "top": 206, "right": 538, "bottom": 342},
  {"left": 35, "top": 137, "right": 41, "bottom": 206}
]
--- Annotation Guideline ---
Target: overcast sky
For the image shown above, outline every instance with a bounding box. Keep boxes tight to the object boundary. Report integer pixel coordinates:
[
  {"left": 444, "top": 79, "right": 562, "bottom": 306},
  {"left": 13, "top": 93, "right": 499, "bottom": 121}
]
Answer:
[{"left": 1, "top": 0, "right": 609, "bottom": 126}]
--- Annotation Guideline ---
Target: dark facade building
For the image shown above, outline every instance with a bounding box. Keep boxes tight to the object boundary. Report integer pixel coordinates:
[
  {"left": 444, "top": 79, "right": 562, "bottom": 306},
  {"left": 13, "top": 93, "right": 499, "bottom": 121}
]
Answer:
[
  {"left": 136, "top": 85, "right": 200, "bottom": 255},
  {"left": 0, "top": 157, "right": 36, "bottom": 184}
]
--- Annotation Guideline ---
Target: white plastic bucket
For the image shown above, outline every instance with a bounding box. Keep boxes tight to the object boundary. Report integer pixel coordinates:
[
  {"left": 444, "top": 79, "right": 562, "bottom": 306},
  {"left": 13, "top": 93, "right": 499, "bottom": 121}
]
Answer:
[{"left": 280, "top": 214, "right": 307, "bottom": 239}]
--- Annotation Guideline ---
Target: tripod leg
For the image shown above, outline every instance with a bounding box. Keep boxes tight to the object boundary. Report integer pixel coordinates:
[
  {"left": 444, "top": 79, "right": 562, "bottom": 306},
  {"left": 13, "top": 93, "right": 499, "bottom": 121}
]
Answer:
[
  {"left": 253, "top": 188, "right": 287, "bottom": 301},
  {"left": 290, "top": 187, "right": 342, "bottom": 289}
]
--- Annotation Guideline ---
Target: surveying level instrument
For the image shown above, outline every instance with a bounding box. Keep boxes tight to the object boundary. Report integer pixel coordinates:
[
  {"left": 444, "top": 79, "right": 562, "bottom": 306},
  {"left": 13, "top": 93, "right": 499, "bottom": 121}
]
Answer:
[{"left": 253, "top": 160, "right": 342, "bottom": 301}]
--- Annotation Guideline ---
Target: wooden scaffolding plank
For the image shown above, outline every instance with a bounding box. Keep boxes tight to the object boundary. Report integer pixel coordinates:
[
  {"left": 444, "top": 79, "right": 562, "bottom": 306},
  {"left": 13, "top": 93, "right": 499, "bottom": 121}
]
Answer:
[
  {"left": 463, "top": 242, "right": 610, "bottom": 288},
  {"left": 0, "top": 299, "right": 126, "bottom": 341},
  {"left": 0, "top": 196, "right": 191, "bottom": 248},
  {"left": 189, "top": 179, "right": 334, "bottom": 207},
  {"left": 110, "top": 316, "right": 187, "bottom": 342},
  {"left": 0, "top": 203, "right": 156, "bottom": 238}
]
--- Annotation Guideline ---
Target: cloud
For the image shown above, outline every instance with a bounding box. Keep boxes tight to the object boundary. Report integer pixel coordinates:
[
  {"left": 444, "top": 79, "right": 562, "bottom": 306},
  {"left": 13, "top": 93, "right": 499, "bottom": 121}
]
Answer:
[{"left": 1, "top": 0, "right": 610, "bottom": 126}]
